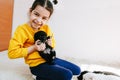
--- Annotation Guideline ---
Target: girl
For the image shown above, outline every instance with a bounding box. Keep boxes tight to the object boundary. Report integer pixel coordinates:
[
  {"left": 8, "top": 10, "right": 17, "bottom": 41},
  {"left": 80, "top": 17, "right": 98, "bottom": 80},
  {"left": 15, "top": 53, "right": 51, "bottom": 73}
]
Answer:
[{"left": 8, "top": 0, "right": 81, "bottom": 80}]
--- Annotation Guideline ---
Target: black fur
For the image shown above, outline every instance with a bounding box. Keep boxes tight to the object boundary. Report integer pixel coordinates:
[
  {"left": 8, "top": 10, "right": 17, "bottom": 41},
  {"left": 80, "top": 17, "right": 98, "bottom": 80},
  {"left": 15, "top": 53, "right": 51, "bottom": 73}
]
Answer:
[
  {"left": 53, "top": 0, "right": 58, "bottom": 5},
  {"left": 93, "top": 71, "right": 120, "bottom": 76},
  {"left": 77, "top": 70, "right": 120, "bottom": 80},
  {"left": 34, "top": 31, "right": 56, "bottom": 65},
  {"left": 77, "top": 71, "right": 89, "bottom": 80}
]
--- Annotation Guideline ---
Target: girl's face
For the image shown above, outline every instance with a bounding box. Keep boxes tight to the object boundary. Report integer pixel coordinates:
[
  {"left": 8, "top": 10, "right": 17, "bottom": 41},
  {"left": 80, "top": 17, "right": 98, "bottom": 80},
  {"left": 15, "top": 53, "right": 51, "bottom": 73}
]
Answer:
[{"left": 29, "top": 5, "right": 50, "bottom": 30}]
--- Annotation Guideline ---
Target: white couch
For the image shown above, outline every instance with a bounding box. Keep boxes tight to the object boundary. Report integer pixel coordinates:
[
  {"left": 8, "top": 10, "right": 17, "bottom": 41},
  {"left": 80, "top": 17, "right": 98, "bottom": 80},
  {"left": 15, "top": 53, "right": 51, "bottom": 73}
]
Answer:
[
  {"left": 1, "top": 50, "right": 120, "bottom": 80},
  {"left": 0, "top": 50, "right": 34, "bottom": 80},
  {"left": 0, "top": 50, "right": 79, "bottom": 80}
]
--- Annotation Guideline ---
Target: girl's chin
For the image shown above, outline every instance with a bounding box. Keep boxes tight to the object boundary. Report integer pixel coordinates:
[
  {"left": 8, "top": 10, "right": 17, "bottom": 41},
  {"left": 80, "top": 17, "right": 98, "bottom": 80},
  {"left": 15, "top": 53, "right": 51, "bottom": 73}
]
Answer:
[
  {"left": 32, "top": 25, "right": 41, "bottom": 29},
  {"left": 34, "top": 27, "right": 40, "bottom": 30},
  {"left": 31, "top": 25, "right": 39, "bottom": 30},
  {"left": 31, "top": 23, "right": 43, "bottom": 30}
]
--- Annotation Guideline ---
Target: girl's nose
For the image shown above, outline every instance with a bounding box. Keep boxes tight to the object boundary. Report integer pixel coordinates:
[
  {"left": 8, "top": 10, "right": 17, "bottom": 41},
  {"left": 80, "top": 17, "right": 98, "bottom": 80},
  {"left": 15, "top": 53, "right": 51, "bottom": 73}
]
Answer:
[{"left": 37, "top": 17, "right": 42, "bottom": 23}]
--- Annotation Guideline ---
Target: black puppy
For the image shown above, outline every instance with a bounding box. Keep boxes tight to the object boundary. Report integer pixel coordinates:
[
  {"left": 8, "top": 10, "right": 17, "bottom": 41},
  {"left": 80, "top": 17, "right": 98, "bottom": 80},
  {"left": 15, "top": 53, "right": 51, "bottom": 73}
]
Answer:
[{"left": 34, "top": 31, "right": 56, "bottom": 65}]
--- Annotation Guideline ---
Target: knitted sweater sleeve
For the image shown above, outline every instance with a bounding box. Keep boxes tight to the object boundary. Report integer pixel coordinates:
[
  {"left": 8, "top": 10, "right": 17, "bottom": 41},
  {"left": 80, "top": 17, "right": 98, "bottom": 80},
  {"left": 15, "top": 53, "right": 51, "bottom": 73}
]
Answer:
[{"left": 8, "top": 26, "right": 28, "bottom": 59}]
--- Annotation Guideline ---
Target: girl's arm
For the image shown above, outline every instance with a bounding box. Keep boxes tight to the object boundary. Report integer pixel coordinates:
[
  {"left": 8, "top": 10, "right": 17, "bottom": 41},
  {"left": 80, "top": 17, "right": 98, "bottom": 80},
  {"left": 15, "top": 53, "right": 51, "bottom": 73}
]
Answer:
[{"left": 8, "top": 26, "right": 45, "bottom": 59}]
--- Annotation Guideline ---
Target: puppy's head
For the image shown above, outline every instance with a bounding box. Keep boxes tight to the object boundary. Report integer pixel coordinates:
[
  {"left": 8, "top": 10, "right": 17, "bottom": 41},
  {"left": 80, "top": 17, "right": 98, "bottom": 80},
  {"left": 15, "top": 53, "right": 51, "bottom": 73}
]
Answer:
[{"left": 34, "top": 31, "right": 47, "bottom": 43}]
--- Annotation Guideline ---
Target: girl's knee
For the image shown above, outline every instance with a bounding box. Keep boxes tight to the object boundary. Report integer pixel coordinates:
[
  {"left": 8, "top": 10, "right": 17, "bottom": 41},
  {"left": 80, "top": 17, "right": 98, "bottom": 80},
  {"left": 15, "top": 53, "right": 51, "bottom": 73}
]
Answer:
[
  {"left": 76, "top": 66, "right": 81, "bottom": 75},
  {"left": 72, "top": 65, "right": 81, "bottom": 75}
]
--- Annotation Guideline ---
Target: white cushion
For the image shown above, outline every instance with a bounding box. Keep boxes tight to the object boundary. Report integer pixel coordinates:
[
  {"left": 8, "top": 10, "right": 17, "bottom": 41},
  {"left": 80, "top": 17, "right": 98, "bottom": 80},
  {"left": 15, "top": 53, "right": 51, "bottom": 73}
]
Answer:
[{"left": 0, "top": 50, "right": 34, "bottom": 80}]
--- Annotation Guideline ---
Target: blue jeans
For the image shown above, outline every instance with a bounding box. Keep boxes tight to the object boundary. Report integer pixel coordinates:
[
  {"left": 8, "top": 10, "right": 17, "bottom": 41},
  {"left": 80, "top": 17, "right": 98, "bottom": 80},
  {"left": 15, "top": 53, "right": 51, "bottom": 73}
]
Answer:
[{"left": 30, "top": 58, "right": 81, "bottom": 80}]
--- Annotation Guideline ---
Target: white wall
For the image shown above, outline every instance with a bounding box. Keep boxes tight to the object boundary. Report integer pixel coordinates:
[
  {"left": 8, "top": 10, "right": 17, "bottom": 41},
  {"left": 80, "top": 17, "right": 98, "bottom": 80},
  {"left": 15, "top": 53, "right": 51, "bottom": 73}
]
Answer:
[{"left": 12, "top": 0, "right": 120, "bottom": 65}]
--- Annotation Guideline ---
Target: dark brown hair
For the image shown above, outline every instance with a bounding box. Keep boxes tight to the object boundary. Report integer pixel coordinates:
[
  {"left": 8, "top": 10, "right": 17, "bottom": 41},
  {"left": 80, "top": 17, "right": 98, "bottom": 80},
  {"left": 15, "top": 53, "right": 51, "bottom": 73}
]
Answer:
[{"left": 30, "top": 0, "right": 58, "bottom": 17}]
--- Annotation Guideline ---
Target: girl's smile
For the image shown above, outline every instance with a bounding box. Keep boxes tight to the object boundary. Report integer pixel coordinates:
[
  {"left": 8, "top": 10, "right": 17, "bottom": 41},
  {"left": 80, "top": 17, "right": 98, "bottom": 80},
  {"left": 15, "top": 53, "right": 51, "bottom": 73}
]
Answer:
[{"left": 29, "top": 5, "right": 50, "bottom": 30}]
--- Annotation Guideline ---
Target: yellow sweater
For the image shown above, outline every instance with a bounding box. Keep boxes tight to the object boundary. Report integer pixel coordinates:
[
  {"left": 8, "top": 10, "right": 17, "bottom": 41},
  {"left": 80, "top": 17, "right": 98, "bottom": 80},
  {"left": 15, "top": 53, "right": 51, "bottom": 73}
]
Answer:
[{"left": 8, "top": 23, "right": 55, "bottom": 67}]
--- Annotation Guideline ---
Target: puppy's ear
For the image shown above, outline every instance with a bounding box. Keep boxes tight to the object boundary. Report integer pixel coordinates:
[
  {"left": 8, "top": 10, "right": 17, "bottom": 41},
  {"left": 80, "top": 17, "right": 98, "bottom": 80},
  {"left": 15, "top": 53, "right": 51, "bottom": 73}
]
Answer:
[
  {"left": 47, "top": 36, "right": 51, "bottom": 39},
  {"left": 77, "top": 71, "right": 89, "bottom": 80},
  {"left": 53, "top": 0, "right": 58, "bottom": 5}
]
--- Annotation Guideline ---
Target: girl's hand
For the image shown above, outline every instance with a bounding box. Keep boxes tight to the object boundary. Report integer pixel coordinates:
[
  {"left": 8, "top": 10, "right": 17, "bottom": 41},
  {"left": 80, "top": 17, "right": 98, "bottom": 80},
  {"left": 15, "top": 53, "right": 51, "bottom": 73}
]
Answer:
[{"left": 35, "top": 40, "right": 46, "bottom": 51}]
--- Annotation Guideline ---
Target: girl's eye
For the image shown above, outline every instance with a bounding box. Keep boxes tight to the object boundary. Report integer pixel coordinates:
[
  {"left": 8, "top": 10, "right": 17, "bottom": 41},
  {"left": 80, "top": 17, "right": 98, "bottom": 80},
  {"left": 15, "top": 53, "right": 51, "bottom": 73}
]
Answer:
[
  {"left": 42, "top": 17, "right": 48, "bottom": 20},
  {"left": 34, "top": 12, "right": 39, "bottom": 16},
  {"left": 32, "top": 10, "right": 39, "bottom": 16}
]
